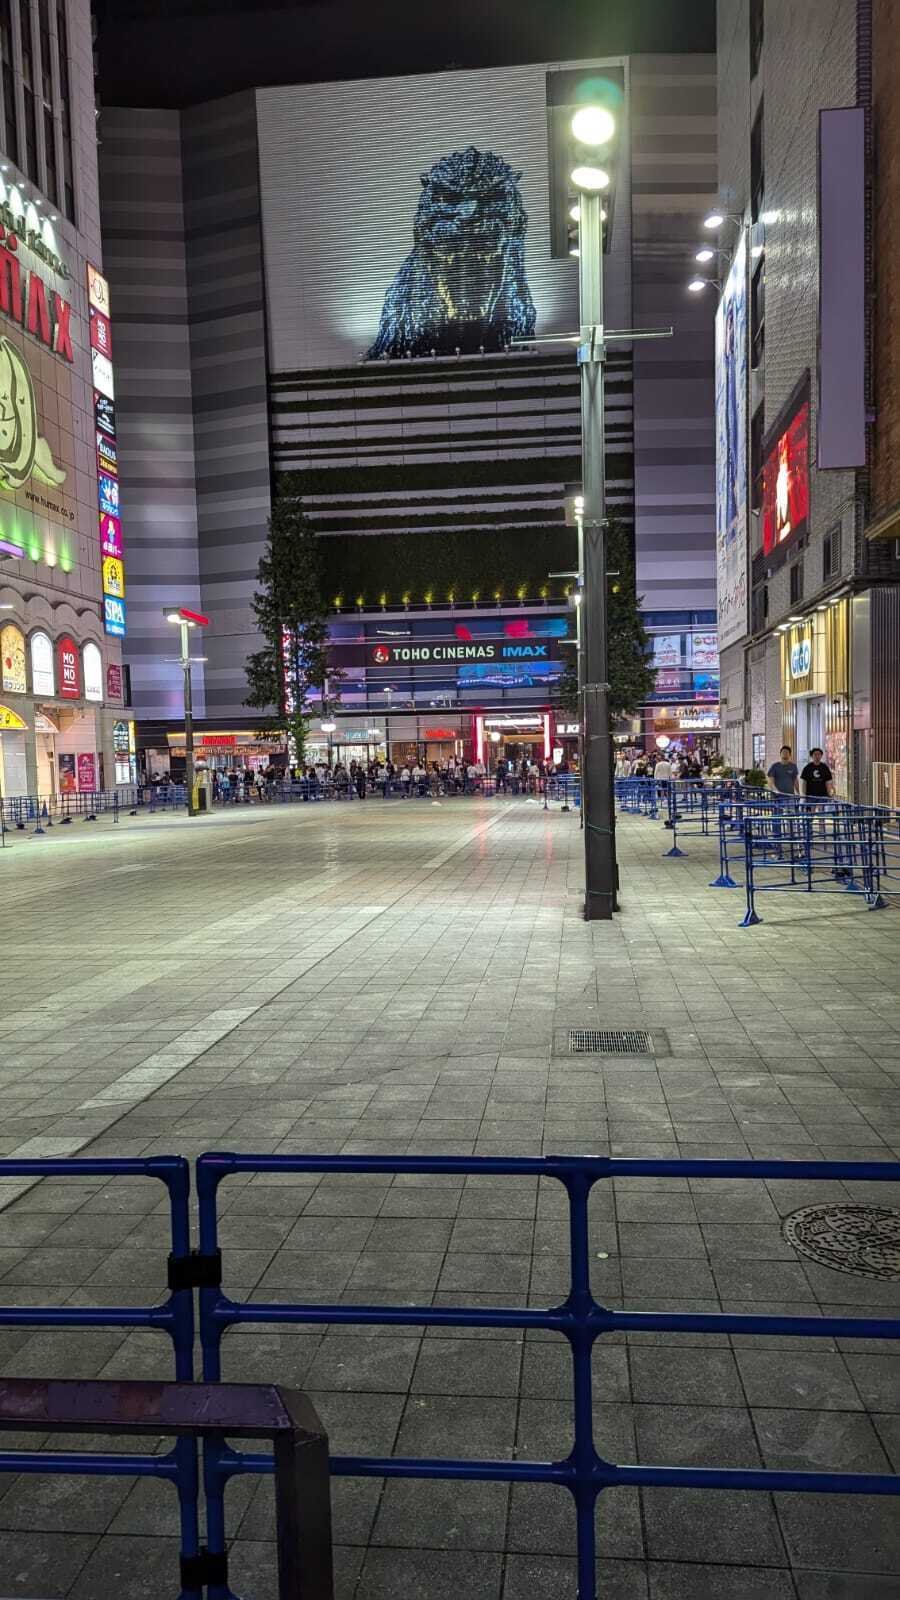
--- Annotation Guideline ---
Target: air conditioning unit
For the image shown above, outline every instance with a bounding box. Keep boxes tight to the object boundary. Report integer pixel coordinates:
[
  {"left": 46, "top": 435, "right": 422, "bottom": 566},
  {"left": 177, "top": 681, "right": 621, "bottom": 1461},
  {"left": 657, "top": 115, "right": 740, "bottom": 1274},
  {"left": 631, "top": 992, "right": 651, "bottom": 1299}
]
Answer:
[{"left": 872, "top": 761, "right": 900, "bottom": 808}]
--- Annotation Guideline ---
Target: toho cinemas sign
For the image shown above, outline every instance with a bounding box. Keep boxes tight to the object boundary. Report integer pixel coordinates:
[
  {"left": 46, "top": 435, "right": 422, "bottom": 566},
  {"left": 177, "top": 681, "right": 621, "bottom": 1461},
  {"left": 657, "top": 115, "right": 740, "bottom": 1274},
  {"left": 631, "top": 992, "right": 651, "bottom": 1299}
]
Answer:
[{"left": 0, "top": 227, "right": 73, "bottom": 362}]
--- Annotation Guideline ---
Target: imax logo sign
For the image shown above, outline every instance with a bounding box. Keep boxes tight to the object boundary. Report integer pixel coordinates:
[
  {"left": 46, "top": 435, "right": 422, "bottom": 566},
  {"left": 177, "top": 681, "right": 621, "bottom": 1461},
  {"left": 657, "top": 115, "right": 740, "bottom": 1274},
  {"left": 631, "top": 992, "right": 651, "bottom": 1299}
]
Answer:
[{"left": 790, "top": 638, "right": 811, "bottom": 679}]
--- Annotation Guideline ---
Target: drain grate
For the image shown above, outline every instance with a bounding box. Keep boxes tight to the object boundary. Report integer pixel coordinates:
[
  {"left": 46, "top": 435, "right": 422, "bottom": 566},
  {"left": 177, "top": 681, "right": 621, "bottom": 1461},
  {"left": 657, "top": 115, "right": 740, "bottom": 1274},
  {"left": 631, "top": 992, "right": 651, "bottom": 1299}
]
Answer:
[
  {"left": 569, "top": 1029, "right": 652, "bottom": 1055},
  {"left": 783, "top": 1203, "right": 900, "bottom": 1281}
]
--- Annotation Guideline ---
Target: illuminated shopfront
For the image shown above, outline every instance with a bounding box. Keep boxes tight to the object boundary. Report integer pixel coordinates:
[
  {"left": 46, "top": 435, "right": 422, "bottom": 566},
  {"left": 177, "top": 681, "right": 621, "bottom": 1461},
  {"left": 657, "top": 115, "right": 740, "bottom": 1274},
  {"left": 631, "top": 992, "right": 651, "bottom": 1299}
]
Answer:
[{"left": 780, "top": 598, "right": 850, "bottom": 797}]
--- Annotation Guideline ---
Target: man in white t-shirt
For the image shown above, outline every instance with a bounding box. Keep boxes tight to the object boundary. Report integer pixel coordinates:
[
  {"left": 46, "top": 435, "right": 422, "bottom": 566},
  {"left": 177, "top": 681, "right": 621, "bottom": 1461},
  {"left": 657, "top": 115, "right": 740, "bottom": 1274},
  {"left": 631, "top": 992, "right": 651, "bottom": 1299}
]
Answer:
[{"left": 653, "top": 755, "right": 673, "bottom": 781}]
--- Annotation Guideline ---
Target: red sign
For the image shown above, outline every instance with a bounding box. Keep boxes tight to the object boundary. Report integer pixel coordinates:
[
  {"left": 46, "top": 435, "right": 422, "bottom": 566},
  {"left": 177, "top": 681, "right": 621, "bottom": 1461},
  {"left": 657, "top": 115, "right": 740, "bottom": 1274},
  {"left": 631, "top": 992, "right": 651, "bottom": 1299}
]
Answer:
[
  {"left": 176, "top": 607, "right": 210, "bottom": 626},
  {"left": 90, "top": 307, "right": 112, "bottom": 359},
  {"left": 372, "top": 644, "right": 390, "bottom": 664},
  {"left": 423, "top": 728, "right": 457, "bottom": 739},
  {"left": 56, "top": 635, "right": 80, "bottom": 699},
  {"left": 762, "top": 399, "right": 810, "bottom": 555},
  {"left": 106, "top": 663, "right": 123, "bottom": 700},
  {"left": 197, "top": 735, "right": 236, "bottom": 748},
  {"left": 77, "top": 752, "right": 97, "bottom": 792},
  {"left": 100, "top": 513, "right": 123, "bottom": 559},
  {"left": 0, "top": 233, "right": 74, "bottom": 360}
]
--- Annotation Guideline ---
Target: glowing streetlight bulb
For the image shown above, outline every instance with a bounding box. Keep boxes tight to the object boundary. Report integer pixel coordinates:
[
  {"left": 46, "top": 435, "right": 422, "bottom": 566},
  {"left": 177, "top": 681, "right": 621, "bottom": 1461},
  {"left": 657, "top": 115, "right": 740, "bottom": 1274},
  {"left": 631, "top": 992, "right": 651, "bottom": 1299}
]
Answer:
[
  {"left": 570, "top": 164, "right": 610, "bottom": 192},
  {"left": 687, "top": 278, "right": 708, "bottom": 293},
  {"left": 569, "top": 203, "right": 580, "bottom": 222},
  {"left": 570, "top": 106, "right": 615, "bottom": 147},
  {"left": 695, "top": 247, "right": 715, "bottom": 263},
  {"left": 703, "top": 210, "right": 725, "bottom": 229}
]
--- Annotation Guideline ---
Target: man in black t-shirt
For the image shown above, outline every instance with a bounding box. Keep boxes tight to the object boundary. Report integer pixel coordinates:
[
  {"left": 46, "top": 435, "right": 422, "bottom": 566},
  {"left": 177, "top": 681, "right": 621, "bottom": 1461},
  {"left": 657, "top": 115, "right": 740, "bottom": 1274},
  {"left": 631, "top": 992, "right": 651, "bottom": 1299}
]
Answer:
[{"left": 800, "top": 748, "right": 834, "bottom": 800}]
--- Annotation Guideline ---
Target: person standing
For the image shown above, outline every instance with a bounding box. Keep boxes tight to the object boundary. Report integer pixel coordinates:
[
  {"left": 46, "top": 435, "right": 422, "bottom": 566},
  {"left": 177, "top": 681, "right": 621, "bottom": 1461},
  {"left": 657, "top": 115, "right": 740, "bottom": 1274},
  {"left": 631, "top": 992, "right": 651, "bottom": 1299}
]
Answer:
[
  {"left": 800, "top": 748, "right": 834, "bottom": 801},
  {"left": 652, "top": 752, "right": 673, "bottom": 782},
  {"left": 767, "top": 745, "right": 799, "bottom": 798}
]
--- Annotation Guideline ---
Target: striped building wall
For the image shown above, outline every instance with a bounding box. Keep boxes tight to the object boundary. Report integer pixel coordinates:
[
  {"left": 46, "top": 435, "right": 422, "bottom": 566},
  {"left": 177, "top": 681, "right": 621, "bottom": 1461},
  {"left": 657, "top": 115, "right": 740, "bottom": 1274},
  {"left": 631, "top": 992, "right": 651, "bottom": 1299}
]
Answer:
[
  {"left": 630, "top": 54, "right": 718, "bottom": 610},
  {"left": 99, "top": 93, "right": 270, "bottom": 726}
]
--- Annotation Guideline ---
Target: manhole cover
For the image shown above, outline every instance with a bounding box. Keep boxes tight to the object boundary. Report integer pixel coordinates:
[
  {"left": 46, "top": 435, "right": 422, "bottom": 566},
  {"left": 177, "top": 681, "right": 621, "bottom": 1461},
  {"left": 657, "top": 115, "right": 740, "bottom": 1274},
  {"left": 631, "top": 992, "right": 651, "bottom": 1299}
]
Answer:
[
  {"left": 569, "top": 1029, "right": 652, "bottom": 1055},
  {"left": 783, "top": 1203, "right": 900, "bottom": 1280}
]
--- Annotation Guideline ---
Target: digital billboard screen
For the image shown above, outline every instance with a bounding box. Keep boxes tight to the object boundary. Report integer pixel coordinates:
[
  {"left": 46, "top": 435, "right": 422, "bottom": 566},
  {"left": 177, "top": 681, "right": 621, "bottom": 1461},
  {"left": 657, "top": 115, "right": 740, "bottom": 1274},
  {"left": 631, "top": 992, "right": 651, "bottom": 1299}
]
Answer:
[
  {"left": 714, "top": 231, "right": 748, "bottom": 650},
  {"left": 761, "top": 397, "right": 810, "bottom": 556}
]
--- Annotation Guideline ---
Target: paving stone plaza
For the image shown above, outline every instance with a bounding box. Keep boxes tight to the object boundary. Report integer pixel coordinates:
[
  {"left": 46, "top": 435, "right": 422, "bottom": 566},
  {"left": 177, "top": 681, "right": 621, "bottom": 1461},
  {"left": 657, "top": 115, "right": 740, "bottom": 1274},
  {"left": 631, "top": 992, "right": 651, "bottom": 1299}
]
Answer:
[{"left": 0, "top": 796, "right": 898, "bottom": 1598}]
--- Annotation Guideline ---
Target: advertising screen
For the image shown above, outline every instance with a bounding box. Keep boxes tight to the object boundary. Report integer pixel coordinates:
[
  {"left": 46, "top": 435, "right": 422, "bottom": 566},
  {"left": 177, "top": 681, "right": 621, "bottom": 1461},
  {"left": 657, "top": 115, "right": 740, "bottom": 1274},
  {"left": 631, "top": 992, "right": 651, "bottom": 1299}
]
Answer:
[
  {"left": 715, "top": 231, "right": 748, "bottom": 651},
  {"left": 761, "top": 398, "right": 810, "bottom": 556}
]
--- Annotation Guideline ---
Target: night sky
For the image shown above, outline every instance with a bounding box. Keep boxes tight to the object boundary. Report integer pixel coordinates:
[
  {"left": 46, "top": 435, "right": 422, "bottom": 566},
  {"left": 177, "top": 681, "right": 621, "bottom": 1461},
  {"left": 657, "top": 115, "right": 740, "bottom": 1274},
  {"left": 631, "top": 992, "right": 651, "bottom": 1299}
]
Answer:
[{"left": 96, "top": 0, "right": 716, "bottom": 108}]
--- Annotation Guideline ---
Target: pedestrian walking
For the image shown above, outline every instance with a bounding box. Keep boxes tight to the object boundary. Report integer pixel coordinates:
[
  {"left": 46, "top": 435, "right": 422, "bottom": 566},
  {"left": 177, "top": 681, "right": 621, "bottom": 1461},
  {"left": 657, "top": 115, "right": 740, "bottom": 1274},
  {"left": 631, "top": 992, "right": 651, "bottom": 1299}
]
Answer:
[
  {"left": 767, "top": 745, "right": 799, "bottom": 798},
  {"left": 800, "top": 748, "right": 834, "bottom": 801}
]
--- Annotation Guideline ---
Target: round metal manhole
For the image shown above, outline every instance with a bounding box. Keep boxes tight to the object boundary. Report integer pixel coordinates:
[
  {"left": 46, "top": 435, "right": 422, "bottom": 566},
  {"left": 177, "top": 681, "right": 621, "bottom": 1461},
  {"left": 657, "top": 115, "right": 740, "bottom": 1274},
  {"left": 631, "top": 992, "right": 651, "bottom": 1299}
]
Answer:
[{"left": 783, "top": 1203, "right": 900, "bottom": 1281}]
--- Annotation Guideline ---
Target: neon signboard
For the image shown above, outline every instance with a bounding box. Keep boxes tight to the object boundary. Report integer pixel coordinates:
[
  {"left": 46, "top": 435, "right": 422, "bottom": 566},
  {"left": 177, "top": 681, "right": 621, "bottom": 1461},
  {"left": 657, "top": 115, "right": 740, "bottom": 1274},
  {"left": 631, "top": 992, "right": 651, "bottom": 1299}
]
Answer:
[{"left": 762, "top": 397, "right": 810, "bottom": 555}]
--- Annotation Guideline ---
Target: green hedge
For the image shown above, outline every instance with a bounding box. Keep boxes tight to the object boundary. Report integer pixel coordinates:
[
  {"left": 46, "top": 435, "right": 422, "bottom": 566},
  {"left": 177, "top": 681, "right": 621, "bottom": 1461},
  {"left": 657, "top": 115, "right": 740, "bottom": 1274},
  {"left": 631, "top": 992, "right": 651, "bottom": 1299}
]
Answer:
[{"left": 317, "top": 525, "right": 580, "bottom": 607}]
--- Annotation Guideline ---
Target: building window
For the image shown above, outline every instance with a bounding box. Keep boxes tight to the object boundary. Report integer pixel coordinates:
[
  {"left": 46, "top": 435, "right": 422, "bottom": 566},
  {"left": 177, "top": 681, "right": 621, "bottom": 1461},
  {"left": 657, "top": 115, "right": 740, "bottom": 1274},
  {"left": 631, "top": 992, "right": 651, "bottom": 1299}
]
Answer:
[
  {"left": 823, "top": 526, "right": 841, "bottom": 580},
  {"left": 83, "top": 641, "right": 103, "bottom": 702},
  {"left": 19, "top": 0, "right": 38, "bottom": 182},
  {"left": 749, "top": 0, "right": 764, "bottom": 78},
  {"left": 752, "top": 732, "right": 766, "bottom": 768},
  {"left": 750, "top": 103, "right": 764, "bottom": 224},
  {"left": 789, "top": 561, "right": 803, "bottom": 604},
  {"left": 0, "top": 0, "right": 18, "bottom": 167},
  {"left": 56, "top": 0, "right": 74, "bottom": 220},
  {"left": 750, "top": 403, "right": 765, "bottom": 515},
  {"left": 751, "top": 584, "right": 768, "bottom": 634},
  {"left": 37, "top": 0, "right": 58, "bottom": 207},
  {"left": 751, "top": 255, "right": 765, "bottom": 370}
]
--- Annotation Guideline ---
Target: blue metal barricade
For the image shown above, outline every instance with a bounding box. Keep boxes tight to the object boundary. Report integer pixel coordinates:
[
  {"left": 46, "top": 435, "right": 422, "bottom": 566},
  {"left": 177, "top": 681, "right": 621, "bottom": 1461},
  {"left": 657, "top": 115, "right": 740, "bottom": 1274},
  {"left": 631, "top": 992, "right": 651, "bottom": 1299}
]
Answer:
[
  {"left": 0, "top": 1156, "right": 201, "bottom": 1598},
  {"left": 740, "top": 807, "right": 885, "bottom": 925},
  {"left": 195, "top": 1149, "right": 900, "bottom": 1600}
]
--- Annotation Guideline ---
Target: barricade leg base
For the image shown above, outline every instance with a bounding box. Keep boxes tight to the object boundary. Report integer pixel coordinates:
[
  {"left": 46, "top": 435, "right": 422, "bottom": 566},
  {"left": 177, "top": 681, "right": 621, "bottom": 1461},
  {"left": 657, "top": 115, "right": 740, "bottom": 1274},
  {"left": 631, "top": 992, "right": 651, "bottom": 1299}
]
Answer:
[
  {"left": 710, "top": 873, "right": 738, "bottom": 888},
  {"left": 867, "top": 893, "right": 888, "bottom": 910},
  {"left": 740, "top": 907, "right": 762, "bottom": 926},
  {"left": 665, "top": 845, "right": 685, "bottom": 857}
]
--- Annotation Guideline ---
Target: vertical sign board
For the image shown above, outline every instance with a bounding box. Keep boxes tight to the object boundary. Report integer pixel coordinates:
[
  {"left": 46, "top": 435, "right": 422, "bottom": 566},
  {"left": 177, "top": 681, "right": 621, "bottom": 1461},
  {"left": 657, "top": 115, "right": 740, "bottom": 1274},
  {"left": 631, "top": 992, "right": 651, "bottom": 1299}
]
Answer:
[
  {"left": 88, "top": 266, "right": 126, "bottom": 635},
  {"left": 714, "top": 231, "right": 749, "bottom": 652},
  {"left": 818, "top": 107, "right": 866, "bottom": 469}
]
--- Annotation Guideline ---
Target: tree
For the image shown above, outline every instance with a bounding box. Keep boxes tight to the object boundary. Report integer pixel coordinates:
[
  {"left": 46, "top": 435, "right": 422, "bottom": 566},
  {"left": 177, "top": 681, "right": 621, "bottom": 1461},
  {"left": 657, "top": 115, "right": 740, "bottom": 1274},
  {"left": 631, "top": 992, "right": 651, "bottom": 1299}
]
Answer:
[
  {"left": 606, "top": 519, "right": 656, "bottom": 722},
  {"left": 244, "top": 480, "right": 332, "bottom": 766},
  {"left": 556, "top": 519, "right": 656, "bottom": 724}
]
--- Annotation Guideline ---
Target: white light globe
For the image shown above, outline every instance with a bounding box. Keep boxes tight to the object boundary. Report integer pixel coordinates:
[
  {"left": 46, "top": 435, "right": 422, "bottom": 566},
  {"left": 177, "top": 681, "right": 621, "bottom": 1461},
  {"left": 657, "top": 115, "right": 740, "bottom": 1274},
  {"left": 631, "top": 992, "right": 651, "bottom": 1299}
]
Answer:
[
  {"left": 570, "top": 164, "right": 610, "bottom": 192},
  {"left": 571, "top": 106, "right": 615, "bottom": 147},
  {"left": 695, "top": 247, "right": 714, "bottom": 263},
  {"left": 569, "top": 203, "right": 580, "bottom": 222},
  {"left": 703, "top": 210, "right": 725, "bottom": 229},
  {"left": 687, "top": 278, "right": 707, "bottom": 293}
]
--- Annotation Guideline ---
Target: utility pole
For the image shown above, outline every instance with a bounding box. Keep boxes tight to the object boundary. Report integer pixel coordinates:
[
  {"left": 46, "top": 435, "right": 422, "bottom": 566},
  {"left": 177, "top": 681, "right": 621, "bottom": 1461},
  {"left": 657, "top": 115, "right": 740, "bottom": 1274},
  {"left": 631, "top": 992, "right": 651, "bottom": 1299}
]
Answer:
[{"left": 165, "top": 606, "right": 209, "bottom": 816}]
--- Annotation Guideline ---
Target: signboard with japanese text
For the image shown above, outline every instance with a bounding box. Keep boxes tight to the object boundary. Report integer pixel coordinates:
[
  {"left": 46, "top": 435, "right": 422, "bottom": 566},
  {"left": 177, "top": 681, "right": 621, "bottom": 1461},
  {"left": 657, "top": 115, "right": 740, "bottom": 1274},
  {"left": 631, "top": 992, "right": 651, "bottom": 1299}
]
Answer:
[
  {"left": 102, "top": 555, "right": 125, "bottom": 598},
  {"left": 56, "top": 635, "right": 80, "bottom": 699},
  {"left": 76, "top": 752, "right": 97, "bottom": 792}
]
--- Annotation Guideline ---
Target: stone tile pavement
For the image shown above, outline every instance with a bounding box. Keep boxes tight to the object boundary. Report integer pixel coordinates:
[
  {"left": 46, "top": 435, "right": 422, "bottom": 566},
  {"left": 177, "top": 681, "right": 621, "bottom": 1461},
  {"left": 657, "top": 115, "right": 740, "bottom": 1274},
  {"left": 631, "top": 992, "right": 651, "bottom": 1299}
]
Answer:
[{"left": 0, "top": 796, "right": 898, "bottom": 1597}]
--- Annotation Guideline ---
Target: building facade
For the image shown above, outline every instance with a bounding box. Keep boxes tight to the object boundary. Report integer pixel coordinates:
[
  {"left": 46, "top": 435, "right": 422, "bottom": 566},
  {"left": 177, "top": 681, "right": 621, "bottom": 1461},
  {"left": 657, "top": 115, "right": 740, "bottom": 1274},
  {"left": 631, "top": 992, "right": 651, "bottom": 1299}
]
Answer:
[
  {"left": 715, "top": 0, "right": 900, "bottom": 799},
  {"left": 0, "top": 0, "right": 130, "bottom": 807},
  {"left": 98, "top": 55, "right": 718, "bottom": 768}
]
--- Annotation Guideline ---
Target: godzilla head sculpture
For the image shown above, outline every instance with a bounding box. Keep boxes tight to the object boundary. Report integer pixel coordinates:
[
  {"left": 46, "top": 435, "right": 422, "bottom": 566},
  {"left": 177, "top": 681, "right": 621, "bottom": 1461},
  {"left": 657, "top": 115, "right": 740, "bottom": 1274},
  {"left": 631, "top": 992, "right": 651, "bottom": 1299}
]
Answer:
[{"left": 367, "top": 146, "right": 537, "bottom": 359}]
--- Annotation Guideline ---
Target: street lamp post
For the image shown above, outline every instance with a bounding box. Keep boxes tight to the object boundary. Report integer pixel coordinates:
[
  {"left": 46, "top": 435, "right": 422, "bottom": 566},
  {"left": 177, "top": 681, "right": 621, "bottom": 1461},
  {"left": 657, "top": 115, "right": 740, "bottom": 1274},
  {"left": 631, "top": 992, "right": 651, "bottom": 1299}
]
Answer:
[
  {"left": 165, "top": 607, "right": 209, "bottom": 816},
  {"left": 576, "top": 183, "right": 618, "bottom": 918}
]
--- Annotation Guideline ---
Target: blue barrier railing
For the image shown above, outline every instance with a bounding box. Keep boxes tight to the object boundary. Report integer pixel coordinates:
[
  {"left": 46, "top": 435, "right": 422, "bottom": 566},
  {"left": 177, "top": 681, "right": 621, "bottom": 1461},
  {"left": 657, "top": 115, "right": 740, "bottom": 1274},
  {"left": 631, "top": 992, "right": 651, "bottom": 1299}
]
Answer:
[
  {"left": 194, "top": 1149, "right": 900, "bottom": 1600},
  {"left": 0, "top": 1156, "right": 201, "bottom": 1599}
]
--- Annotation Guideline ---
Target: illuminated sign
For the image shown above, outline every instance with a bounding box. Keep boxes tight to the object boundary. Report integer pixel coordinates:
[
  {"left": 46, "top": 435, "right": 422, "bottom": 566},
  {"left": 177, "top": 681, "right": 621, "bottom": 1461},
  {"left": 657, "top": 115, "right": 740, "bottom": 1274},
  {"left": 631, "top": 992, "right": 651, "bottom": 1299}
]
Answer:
[
  {"left": 87, "top": 265, "right": 110, "bottom": 316},
  {"left": 83, "top": 641, "right": 103, "bottom": 702},
  {"left": 97, "top": 432, "right": 117, "bottom": 476},
  {"left": 0, "top": 336, "right": 67, "bottom": 495},
  {"left": 0, "top": 702, "right": 26, "bottom": 729},
  {"left": 112, "top": 719, "right": 131, "bottom": 754},
  {"left": 106, "top": 663, "right": 123, "bottom": 699},
  {"left": 1, "top": 622, "right": 25, "bottom": 694},
  {"left": 0, "top": 233, "right": 73, "bottom": 360},
  {"left": 30, "top": 631, "right": 53, "bottom": 695},
  {"left": 95, "top": 393, "right": 116, "bottom": 436},
  {"left": 91, "top": 348, "right": 114, "bottom": 400},
  {"left": 100, "top": 513, "right": 122, "bottom": 559},
  {"left": 98, "top": 473, "right": 119, "bottom": 517},
  {"left": 56, "top": 635, "right": 80, "bottom": 698},
  {"left": 368, "top": 640, "right": 553, "bottom": 666},
  {"left": 102, "top": 555, "right": 125, "bottom": 598},
  {"left": 104, "top": 596, "right": 126, "bottom": 637},
  {"left": 77, "top": 752, "right": 97, "bottom": 792},
  {"left": 790, "top": 638, "right": 812, "bottom": 679},
  {"left": 484, "top": 715, "right": 543, "bottom": 728},
  {"left": 691, "top": 631, "right": 719, "bottom": 669},
  {"left": 762, "top": 396, "right": 810, "bottom": 556},
  {"left": 90, "top": 307, "right": 112, "bottom": 359}
]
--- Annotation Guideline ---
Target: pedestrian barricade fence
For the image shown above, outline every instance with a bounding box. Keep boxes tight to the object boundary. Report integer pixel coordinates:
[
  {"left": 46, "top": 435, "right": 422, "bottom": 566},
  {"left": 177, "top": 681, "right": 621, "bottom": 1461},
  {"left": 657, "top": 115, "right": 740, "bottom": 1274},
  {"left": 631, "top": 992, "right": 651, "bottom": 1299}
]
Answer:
[{"left": 2, "top": 1149, "right": 898, "bottom": 1600}]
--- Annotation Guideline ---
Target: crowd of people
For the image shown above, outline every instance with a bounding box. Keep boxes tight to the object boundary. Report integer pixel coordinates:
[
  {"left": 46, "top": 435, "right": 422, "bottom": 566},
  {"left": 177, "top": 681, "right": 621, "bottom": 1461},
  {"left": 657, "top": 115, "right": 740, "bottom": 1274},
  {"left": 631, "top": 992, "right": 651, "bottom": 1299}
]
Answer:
[
  {"left": 615, "top": 746, "right": 714, "bottom": 782},
  {"left": 150, "top": 753, "right": 570, "bottom": 801}
]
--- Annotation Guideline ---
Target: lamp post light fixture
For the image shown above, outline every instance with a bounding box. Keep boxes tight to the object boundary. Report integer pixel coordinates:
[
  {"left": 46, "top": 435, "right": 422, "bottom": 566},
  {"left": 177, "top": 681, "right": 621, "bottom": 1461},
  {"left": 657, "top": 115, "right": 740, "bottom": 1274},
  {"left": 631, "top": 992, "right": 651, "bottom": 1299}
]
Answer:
[
  {"left": 687, "top": 277, "right": 722, "bottom": 295},
  {"left": 164, "top": 606, "right": 209, "bottom": 815}
]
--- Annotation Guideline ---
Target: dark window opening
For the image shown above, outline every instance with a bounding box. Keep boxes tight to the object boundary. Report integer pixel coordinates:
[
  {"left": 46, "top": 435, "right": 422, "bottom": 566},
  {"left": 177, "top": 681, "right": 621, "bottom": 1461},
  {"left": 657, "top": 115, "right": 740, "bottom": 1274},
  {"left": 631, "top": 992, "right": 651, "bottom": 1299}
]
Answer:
[
  {"left": 750, "top": 0, "right": 765, "bottom": 78},
  {"left": 823, "top": 527, "right": 841, "bottom": 580},
  {"left": 789, "top": 561, "right": 803, "bottom": 604},
  {"left": 0, "top": 0, "right": 17, "bottom": 167},
  {"left": 751, "top": 255, "right": 765, "bottom": 370},
  {"left": 750, "top": 102, "right": 765, "bottom": 224},
  {"left": 750, "top": 403, "right": 765, "bottom": 516},
  {"left": 56, "top": 0, "right": 74, "bottom": 220},
  {"left": 19, "top": 2, "right": 37, "bottom": 182}
]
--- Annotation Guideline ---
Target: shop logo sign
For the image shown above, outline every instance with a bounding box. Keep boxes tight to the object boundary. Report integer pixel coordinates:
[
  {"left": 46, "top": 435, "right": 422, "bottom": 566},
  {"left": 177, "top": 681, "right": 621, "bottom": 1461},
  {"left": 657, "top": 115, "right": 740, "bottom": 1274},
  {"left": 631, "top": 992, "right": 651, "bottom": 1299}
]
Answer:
[{"left": 790, "top": 638, "right": 811, "bottom": 679}]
